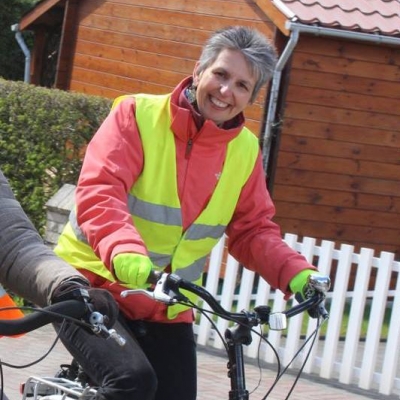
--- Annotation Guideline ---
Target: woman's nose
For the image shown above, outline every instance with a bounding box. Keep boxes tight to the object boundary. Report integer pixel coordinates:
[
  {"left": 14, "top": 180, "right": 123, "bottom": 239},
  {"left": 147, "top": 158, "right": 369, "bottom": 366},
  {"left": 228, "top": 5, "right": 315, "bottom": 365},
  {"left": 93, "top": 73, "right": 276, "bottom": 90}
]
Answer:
[{"left": 220, "top": 82, "right": 232, "bottom": 96}]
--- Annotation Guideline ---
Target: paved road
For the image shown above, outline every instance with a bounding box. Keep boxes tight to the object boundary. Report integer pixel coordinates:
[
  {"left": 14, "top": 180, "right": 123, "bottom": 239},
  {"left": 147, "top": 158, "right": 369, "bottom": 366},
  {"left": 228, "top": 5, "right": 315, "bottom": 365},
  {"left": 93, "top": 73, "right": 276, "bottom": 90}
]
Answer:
[{"left": 0, "top": 325, "right": 395, "bottom": 399}]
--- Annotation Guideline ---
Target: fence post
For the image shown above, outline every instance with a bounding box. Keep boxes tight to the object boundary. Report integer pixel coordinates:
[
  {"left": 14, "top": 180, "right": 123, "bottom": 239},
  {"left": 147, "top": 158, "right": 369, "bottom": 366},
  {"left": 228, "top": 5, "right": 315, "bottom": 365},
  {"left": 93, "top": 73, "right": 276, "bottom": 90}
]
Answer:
[
  {"left": 247, "top": 273, "right": 271, "bottom": 358},
  {"left": 359, "top": 252, "right": 393, "bottom": 390},
  {"left": 339, "top": 247, "right": 374, "bottom": 384},
  {"left": 379, "top": 259, "right": 400, "bottom": 394},
  {"left": 285, "top": 236, "right": 316, "bottom": 368},
  {"left": 304, "top": 239, "right": 335, "bottom": 374},
  {"left": 197, "top": 236, "right": 224, "bottom": 346},
  {"left": 320, "top": 243, "right": 353, "bottom": 379},
  {"left": 213, "top": 254, "right": 240, "bottom": 350}
]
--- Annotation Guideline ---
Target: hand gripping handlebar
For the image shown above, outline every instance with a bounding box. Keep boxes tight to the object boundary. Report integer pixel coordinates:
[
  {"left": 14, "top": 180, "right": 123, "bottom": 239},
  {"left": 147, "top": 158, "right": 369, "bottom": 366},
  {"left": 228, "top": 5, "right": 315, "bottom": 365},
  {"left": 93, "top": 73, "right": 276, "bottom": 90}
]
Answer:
[{"left": 121, "top": 272, "right": 330, "bottom": 330}]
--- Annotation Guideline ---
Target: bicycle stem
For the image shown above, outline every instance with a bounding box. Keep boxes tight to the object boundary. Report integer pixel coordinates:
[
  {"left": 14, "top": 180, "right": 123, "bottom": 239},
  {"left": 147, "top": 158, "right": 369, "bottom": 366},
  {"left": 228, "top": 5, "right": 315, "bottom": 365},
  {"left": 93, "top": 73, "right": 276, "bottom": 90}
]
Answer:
[
  {"left": 225, "top": 319, "right": 259, "bottom": 400},
  {"left": 226, "top": 339, "right": 249, "bottom": 400}
]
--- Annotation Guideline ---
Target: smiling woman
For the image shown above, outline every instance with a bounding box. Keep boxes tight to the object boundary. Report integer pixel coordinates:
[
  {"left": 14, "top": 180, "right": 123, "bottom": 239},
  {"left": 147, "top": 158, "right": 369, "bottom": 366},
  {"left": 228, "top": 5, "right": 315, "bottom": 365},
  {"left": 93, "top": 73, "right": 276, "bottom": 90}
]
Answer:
[{"left": 53, "top": 25, "right": 329, "bottom": 400}]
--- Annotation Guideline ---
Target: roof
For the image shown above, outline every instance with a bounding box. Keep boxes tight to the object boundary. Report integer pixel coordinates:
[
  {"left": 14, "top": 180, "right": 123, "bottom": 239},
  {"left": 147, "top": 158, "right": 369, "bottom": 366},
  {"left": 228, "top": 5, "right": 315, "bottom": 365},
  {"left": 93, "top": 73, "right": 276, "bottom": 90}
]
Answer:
[
  {"left": 20, "top": 0, "right": 400, "bottom": 39},
  {"left": 272, "top": 0, "right": 400, "bottom": 37},
  {"left": 19, "top": 0, "right": 64, "bottom": 31}
]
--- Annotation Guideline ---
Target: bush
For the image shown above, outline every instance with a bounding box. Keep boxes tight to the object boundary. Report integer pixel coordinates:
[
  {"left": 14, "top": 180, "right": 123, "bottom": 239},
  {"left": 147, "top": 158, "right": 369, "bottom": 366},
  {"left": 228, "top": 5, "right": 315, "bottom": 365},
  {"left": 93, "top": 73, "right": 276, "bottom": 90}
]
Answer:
[{"left": 0, "top": 78, "right": 112, "bottom": 233}]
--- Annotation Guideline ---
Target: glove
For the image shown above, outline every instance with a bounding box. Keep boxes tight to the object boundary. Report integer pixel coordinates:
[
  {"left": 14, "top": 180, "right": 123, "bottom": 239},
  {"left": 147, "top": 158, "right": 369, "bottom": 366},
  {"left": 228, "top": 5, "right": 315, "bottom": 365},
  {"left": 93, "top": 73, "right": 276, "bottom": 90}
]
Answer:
[
  {"left": 113, "top": 253, "right": 153, "bottom": 289},
  {"left": 51, "top": 278, "right": 119, "bottom": 328},
  {"left": 289, "top": 269, "right": 316, "bottom": 299},
  {"left": 289, "top": 269, "right": 330, "bottom": 318}
]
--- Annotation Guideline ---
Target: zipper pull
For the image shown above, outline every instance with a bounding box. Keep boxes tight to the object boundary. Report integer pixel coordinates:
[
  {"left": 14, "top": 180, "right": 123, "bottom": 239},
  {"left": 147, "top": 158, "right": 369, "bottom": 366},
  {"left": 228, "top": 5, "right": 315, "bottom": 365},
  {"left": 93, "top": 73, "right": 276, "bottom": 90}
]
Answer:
[{"left": 185, "top": 138, "right": 193, "bottom": 159}]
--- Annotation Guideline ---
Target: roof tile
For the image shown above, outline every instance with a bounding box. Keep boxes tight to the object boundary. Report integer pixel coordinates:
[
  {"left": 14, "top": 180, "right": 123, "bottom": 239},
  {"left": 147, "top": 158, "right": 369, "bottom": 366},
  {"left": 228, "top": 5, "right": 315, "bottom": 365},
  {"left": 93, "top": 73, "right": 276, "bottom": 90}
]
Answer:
[{"left": 277, "top": 0, "right": 400, "bottom": 36}]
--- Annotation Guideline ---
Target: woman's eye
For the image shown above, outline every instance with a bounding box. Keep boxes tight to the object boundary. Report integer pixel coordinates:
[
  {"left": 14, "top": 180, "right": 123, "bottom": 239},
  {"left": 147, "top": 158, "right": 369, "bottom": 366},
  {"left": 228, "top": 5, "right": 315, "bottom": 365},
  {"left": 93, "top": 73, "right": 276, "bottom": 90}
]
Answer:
[{"left": 238, "top": 82, "right": 249, "bottom": 91}]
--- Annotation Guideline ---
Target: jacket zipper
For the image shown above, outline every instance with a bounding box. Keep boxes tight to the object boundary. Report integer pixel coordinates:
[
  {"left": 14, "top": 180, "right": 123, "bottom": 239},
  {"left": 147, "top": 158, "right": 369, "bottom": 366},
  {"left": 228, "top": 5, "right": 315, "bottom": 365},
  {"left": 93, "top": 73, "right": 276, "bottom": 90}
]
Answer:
[{"left": 185, "top": 138, "right": 193, "bottom": 159}]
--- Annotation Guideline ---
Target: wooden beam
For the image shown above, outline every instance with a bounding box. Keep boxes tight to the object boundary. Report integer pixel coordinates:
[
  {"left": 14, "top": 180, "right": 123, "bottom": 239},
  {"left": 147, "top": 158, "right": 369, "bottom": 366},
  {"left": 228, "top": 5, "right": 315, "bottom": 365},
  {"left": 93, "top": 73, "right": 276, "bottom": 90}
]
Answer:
[
  {"left": 19, "top": 0, "right": 64, "bottom": 31},
  {"left": 29, "top": 26, "right": 46, "bottom": 85},
  {"left": 254, "top": 0, "right": 291, "bottom": 36},
  {"left": 55, "top": 0, "right": 79, "bottom": 90}
]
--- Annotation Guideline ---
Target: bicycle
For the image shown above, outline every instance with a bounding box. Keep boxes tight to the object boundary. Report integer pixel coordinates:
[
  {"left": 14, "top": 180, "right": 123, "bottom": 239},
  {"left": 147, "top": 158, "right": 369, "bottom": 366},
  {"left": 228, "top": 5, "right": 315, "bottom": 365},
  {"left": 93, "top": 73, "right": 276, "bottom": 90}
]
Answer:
[
  {"left": 1, "top": 273, "right": 329, "bottom": 400},
  {"left": 0, "top": 288, "right": 125, "bottom": 400}
]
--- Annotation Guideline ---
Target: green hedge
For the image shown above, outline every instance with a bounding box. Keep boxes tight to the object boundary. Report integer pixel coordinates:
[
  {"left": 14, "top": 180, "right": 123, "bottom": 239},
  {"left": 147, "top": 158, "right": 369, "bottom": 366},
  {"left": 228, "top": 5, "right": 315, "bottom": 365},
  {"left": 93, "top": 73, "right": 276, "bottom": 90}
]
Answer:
[{"left": 0, "top": 78, "right": 112, "bottom": 233}]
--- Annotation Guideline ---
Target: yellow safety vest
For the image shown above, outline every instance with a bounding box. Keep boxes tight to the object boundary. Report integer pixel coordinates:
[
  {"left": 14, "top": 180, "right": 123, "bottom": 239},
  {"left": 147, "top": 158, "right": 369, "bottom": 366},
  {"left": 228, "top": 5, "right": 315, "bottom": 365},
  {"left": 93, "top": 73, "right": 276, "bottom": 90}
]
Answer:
[{"left": 55, "top": 93, "right": 259, "bottom": 318}]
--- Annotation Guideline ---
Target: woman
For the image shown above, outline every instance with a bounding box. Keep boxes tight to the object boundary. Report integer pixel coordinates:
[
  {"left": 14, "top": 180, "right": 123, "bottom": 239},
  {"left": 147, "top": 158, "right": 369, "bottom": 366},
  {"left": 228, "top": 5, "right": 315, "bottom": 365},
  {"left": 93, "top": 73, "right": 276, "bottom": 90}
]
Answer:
[{"left": 55, "top": 26, "right": 327, "bottom": 400}]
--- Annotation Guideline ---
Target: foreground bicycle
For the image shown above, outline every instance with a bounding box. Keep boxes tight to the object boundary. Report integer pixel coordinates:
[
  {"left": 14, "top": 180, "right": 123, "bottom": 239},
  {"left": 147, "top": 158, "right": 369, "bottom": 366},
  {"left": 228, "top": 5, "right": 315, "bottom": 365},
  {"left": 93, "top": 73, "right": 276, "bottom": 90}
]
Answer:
[
  {"left": 0, "top": 288, "right": 125, "bottom": 400},
  {"left": 1, "top": 272, "right": 329, "bottom": 400}
]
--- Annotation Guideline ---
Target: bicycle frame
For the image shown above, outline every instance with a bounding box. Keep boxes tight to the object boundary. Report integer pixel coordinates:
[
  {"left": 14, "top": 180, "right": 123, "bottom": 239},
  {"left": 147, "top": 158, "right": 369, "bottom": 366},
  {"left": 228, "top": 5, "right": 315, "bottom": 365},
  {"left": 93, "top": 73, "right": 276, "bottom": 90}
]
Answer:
[{"left": 21, "top": 376, "right": 96, "bottom": 400}]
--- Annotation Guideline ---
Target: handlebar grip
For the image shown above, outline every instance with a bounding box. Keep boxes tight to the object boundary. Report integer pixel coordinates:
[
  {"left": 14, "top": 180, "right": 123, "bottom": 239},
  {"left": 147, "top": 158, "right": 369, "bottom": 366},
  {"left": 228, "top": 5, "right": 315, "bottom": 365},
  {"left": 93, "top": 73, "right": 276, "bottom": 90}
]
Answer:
[
  {"left": 0, "top": 300, "right": 87, "bottom": 336},
  {"left": 294, "top": 292, "right": 328, "bottom": 319},
  {"left": 147, "top": 270, "right": 163, "bottom": 285}
]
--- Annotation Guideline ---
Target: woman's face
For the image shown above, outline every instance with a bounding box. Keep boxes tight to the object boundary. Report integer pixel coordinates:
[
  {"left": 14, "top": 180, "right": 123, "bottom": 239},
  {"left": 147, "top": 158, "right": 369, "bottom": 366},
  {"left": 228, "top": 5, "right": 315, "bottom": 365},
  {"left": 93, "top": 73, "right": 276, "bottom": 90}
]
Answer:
[{"left": 193, "top": 49, "right": 256, "bottom": 126}]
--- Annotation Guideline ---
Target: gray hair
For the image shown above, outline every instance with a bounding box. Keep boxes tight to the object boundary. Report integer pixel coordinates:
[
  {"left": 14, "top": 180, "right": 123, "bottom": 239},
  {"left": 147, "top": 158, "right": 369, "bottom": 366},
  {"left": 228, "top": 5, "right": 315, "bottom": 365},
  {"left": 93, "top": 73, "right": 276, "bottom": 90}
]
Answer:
[{"left": 197, "top": 26, "right": 277, "bottom": 103}]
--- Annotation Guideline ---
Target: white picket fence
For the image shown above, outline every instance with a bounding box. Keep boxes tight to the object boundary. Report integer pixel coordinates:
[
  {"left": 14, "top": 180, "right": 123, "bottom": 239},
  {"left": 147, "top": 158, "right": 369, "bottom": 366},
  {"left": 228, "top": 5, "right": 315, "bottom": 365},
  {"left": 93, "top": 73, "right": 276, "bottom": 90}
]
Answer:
[{"left": 193, "top": 233, "right": 400, "bottom": 396}]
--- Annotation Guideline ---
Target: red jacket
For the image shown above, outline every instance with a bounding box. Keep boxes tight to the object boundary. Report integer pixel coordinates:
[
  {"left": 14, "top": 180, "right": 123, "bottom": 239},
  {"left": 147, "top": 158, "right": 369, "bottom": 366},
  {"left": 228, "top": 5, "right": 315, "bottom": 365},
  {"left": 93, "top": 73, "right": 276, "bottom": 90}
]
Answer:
[{"left": 76, "top": 77, "right": 314, "bottom": 322}]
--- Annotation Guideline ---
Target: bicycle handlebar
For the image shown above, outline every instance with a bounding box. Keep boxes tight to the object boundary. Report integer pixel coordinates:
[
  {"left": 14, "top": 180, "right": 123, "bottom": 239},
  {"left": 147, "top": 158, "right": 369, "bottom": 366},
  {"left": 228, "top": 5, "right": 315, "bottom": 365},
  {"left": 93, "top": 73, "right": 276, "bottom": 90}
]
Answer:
[
  {"left": 121, "top": 272, "right": 330, "bottom": 330},
  {"left": 0, "top": 300, "right": 126, "bottom": 346},
  {"left": 0, "top": 300, "right": 86, "bottom": 335}
]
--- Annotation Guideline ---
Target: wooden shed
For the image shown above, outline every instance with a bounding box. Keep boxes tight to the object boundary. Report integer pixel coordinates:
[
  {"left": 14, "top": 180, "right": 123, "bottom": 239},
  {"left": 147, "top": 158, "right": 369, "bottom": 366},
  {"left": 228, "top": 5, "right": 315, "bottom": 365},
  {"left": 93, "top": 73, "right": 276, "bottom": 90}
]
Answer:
[{"left": 18, "top": 0, "right": 400, "bottom": 259}]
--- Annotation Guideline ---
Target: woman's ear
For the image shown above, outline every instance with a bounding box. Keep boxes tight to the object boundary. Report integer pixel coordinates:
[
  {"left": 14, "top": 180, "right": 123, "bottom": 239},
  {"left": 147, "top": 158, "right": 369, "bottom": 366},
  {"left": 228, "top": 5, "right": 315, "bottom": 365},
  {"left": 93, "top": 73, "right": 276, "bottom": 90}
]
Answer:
[{"left": 192, "top": 62, "right": 200, "bottom": 86}]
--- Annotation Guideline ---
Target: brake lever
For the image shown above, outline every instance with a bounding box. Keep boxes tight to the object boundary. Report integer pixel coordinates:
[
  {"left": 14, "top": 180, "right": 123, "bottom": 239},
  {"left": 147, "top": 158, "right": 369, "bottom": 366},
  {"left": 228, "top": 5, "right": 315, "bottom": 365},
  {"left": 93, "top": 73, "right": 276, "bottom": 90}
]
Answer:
[{"left": 120, "top": 273, "right": 180, "bottom": 305}]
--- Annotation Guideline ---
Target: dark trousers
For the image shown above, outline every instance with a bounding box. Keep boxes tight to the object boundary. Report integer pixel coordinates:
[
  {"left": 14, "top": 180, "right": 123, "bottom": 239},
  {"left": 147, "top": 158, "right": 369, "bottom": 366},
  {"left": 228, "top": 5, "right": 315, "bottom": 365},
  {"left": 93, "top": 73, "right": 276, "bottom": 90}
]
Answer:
[{"left": 54, "top": 316, "right": 197, "bottom": 400}]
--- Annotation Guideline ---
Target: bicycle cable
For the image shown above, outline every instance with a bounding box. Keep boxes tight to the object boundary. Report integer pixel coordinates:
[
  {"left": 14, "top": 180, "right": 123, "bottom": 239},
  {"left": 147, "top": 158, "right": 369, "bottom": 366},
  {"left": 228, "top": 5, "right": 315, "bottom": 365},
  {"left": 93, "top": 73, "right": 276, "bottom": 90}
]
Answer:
[
  {"left": 261, "top": 315, "right": 328, "bottom": 399},
  {"left": 0, "top": 358, "right": 4, "bottom": 400},
  {"left": 0, "top": 319, "right": 66, "bottom": 369},
  {"left": 0, "top": 309, "right": 68, "bottom": 400},
  {"left": 0, "top": 304, "right": 94, "bottom": 369},
  {"left": 176, "top": 298, "right": 283, "bottom": 395}
]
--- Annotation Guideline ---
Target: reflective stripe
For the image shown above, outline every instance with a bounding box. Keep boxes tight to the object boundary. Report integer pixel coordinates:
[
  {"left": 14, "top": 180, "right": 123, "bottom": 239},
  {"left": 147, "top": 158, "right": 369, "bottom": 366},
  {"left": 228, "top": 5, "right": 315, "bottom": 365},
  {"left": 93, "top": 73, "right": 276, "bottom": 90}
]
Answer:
[
  {"left": 69, "top": 210, "right": 88, "bottom": 244},
  {"left": 174, "top": 256, "right": 208, "bottom": 282},
  {"left": 148, "top": 252, "right": 172, "bottom": 268},
  {"left": 185, "top": 224, "right": 226, "bottom": 240},
  {"left": 128, "top": 194, "right": 182, "bottom": 226}
]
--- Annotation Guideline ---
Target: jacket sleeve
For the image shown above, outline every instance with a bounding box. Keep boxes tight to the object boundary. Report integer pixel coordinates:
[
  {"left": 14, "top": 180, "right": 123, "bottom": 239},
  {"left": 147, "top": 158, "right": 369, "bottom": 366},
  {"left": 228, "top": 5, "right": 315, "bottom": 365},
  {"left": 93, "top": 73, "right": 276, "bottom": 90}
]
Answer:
[
  {"left": 226, "top": 153, "right": 316, "bottom": 298},
  {"left": 75, "top": 97, "right": 148, "bottom": 269},
  {"left": 0, "top": 170, "right": 87, "bottom": 307}
]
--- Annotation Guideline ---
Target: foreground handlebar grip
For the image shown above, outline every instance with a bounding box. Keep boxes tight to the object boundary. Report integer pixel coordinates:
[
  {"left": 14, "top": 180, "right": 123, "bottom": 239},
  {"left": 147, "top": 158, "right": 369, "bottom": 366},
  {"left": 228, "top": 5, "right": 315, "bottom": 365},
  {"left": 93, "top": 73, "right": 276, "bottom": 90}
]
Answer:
[{"left": 0, "top": 300, "right": 87, "bottom": 336}]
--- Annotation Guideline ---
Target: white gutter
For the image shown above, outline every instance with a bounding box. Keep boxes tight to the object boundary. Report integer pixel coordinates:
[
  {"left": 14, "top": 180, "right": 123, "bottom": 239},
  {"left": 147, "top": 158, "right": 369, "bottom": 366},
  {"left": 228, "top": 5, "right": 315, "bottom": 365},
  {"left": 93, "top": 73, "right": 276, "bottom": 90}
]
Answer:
[
  {"left": 261, "top": 21, "right": 400, "bottom": 172},
  {"left": 11, "top": 23, "right": 31, "bottom": 83},
  {"left": 287, "top": 21, "right": 400, "bottom": 47}
]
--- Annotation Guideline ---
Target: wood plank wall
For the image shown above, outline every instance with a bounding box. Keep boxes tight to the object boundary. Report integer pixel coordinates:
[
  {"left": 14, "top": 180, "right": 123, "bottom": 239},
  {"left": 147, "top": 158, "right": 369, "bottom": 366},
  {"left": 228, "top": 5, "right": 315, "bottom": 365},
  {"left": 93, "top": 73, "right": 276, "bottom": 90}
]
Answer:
[
  {"left": 273, "top": 35, "right": 400, "bottom": 259},
  {"left": 68, "top": 0, "right": 275, "bottom": 133}
]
